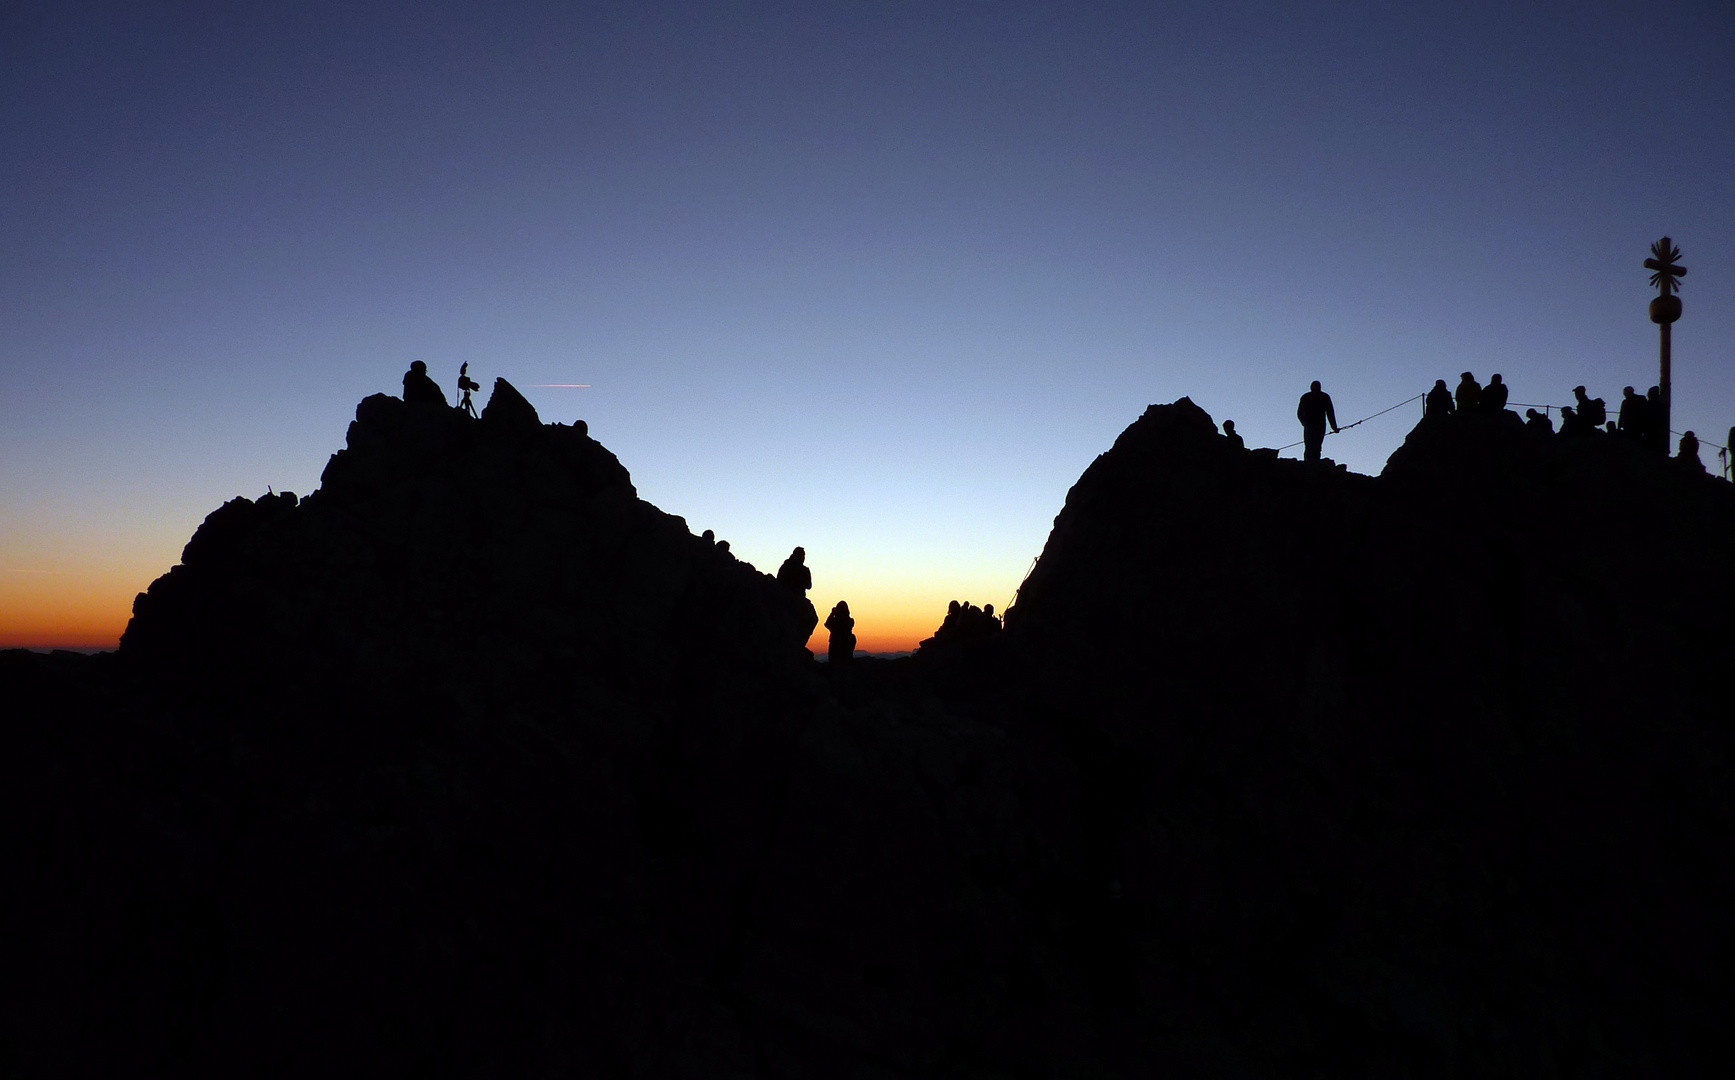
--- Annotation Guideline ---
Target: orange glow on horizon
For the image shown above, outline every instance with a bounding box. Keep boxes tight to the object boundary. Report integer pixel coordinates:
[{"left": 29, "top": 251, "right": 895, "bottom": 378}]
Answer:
[
  {"left": 3, "top": 568, "right": 1004, "bottom": 659},
  {"left": 1, "top": 573, "right": 131, "bottom": 651}
]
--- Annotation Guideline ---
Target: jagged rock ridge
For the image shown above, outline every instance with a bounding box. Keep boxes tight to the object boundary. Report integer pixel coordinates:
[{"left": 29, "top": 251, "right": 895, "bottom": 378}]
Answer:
[{"left": 3, "top": 392, "right": 1732, "bottom": 1078}]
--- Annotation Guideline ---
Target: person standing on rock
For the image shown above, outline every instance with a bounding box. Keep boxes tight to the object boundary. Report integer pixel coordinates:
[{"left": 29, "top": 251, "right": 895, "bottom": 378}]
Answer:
[
  {"left": 1618, "top": 387, "right": 1647, "bottom": 441},
  {"left": 776, "top": 546, "right": 819, "bottom": 647},
  {"left": 1222, "top": 420, "right": 1245, "bottom": 450},
  {"left": 402, "top": 360, "right": 447, "bottom": 406},
  {"left": 825, "top": 601, "right": 856, "bottom": 665},
  {"left": 1296, "top": 381, "right": 1338, "bottom": 463}
]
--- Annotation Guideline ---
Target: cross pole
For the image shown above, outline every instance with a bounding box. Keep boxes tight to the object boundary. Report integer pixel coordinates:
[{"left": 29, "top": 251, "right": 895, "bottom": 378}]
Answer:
[{"left": 1643, "top": 236, "right": 1686, "bottom": 441}]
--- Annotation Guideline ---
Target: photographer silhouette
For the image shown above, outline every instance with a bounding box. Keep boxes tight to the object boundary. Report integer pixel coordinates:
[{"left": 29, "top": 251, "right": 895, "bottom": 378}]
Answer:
[{"left": 456, "top": 363, "right": 481, "bottom": 418}]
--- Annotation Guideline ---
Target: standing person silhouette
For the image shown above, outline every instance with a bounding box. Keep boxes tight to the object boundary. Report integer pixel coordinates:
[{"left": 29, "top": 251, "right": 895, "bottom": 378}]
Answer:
[
  {"left": 776, "top": 546, "right": 818, "bottom": 646},
  {"left": 1296, "top": 381, "right": 1338, "bottom": 463},
  {"left": 824, "top": 601, "right": 856, "bottom": 664}
]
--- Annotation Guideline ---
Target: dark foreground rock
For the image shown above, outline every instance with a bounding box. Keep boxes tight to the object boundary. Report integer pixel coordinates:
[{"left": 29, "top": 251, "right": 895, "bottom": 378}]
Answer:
[{"left": 3, "top": 390, "right": 1731, "bottom": 1078}]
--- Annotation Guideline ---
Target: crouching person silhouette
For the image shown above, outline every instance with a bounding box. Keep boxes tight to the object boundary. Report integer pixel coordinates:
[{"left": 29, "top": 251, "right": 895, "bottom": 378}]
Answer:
[{"left": 403, "top": 360, "right": 447, "bottom": 406}]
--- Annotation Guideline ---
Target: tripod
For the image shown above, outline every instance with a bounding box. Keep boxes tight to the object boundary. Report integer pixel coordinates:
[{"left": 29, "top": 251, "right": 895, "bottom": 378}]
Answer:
[{"left": 455, "top": 362, "right": 480, "bottom": 418}]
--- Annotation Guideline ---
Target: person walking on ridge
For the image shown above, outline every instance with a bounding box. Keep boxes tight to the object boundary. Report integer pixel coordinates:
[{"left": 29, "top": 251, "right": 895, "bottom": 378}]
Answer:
[{"left": 1296, "top": 381, "right": 1338, "bottom": 463}]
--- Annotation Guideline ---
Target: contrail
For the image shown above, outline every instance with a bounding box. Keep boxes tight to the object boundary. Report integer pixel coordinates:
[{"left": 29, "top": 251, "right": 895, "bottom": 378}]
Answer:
[{"left": 531, "top": 384, "right": 592, "bottom": 388}]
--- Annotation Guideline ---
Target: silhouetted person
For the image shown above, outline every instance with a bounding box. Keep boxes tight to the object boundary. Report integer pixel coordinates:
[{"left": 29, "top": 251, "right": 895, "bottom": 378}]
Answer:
[
  {"left": 716, "top": 540, "right": 731, "bottom": 555},
  {"left": 1426, "top": 379, "right": 1454, "bottom": 418},
  {"left": 1618, "top": 386, "right": 1646, "bottom": 441},
  {"left": 1678, "top": 431, "right": 1704, "bottom": 472},
  {"left": 777, "top": 546, "right": 812, "bottom": 596},
  {"left": 701, "top": 529, "right": 715, "bottom": 544},
  {"left": 402, "top": 360, "right": 447, "bottom": 406},
  {"left": 982, "top": 603, "right": 1001, "bottom": 632},
  {"left": 1647, "top": 386, "right": 1667, "bottom": 453},
  {"left": 1525, "top": 408, "right": 1554, "bottom": 435},
  {"left": 1560, "top": 405, "right": 1591, "bottom": 438},
  {"left": 1483, "top": 373, "right": 1508, "bottom": 413},
  {"left": 1296, "top": 381, "right": 1338, "bottom": 463},
  {"left": 1222, "top": 419, "right": 1244, "bottom": 450},
  {"left": 776, "top": 546, "right": 818, "bottom": 646},
  {"left": 825, "top": 601, "right": 856, "bottom": 664},
  {"left": 1573, "top": 386, "right": 1606, "bottom": 428},
  {"left": 1455, "top": 372, "right": 1481, "bottom": 413},
  {"left": 1605, "top": 422, "right": 1618, "bottom": 436}
]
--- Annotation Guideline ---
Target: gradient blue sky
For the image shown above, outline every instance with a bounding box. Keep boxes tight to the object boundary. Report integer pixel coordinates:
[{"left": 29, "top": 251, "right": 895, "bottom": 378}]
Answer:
[{"left": 5, "top": 0, "right": 1733, "bottom": 649}]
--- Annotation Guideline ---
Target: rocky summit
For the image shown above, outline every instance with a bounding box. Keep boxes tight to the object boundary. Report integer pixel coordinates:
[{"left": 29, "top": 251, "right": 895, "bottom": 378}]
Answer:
[{"left": 4, "top": 387, "right": 1732, "bottom": 1078}]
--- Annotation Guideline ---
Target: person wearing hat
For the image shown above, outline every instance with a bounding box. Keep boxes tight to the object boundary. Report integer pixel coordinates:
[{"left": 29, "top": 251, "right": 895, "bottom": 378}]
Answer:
[
  {"left": 402, "top": 360, "right": 448, "bottom": 406},
  {"left": 1572, "top": 385, "right": 1606, "bottom": 428},
  {"left": 1678, "top": 431, "right": 1705, "bottom": 472}
]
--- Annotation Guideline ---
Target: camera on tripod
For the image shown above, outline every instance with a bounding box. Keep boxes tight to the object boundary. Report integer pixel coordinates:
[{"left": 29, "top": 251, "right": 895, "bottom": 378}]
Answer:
[{"left": 456, "top": 362, "right": 481, "bottom": 417}]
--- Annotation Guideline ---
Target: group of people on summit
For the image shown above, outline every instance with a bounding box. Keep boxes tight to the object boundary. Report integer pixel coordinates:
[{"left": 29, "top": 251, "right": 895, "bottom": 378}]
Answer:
[
  {"left": 1431, "top": 371, "right": 1706, "bottom": 467},
  {"left": 1274, "top": 373, "right": 1712, "bottom": 472}
]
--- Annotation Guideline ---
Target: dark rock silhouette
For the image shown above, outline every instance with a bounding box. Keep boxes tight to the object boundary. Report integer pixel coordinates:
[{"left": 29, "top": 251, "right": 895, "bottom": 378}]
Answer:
[
  {"left": 480, "top": 375, "right": 539, "bottom": 427},
  {"left": 824, "top": 600, "right": 855, "bottom": 664},
  {"left": 1004, "top": 397, "right": 1734, "bottom": 1079},
  {"left": 6, "top": 389, "right": 1734, "bottom": 1078}
]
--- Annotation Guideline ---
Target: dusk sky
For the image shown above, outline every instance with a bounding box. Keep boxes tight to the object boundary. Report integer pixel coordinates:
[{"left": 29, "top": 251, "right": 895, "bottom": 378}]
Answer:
[{"left": 4, "top": 0, "right": 1733, "bottom": 651}]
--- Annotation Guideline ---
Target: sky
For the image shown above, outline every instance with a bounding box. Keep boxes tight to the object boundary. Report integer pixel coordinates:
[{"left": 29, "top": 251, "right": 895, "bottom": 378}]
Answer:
[{"left": 4, "top": 0, "right": 1733, "bottom": 652}]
